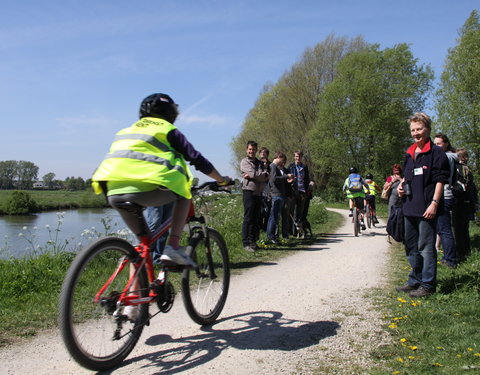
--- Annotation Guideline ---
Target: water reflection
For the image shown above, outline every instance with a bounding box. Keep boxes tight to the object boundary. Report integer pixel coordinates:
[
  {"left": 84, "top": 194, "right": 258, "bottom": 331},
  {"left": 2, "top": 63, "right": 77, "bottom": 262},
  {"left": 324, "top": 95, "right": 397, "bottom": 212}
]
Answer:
[{"left": 0, "top": 208, "right": 128, "bottom": 259}]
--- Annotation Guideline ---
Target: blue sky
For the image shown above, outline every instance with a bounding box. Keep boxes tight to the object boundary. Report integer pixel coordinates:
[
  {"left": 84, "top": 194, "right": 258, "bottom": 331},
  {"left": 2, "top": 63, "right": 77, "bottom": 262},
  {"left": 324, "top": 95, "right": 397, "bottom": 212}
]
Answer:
[{"left": 0, "top": 1, "right": 477, "bottom": 181}]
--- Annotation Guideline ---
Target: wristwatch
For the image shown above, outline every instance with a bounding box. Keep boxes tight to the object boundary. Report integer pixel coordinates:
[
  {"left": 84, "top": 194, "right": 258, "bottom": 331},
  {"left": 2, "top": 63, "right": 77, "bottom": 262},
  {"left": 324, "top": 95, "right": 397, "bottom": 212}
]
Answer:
[{"left": 432, "top": 199, "right": 439, "bottom": 204}]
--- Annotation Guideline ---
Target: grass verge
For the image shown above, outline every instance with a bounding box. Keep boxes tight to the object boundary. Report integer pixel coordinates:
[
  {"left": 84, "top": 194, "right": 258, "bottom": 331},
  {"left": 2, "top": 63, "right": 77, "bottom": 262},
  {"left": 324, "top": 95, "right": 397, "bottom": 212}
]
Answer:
[{"left": 370, "top": 222, "right": 480, "bottom": 374}]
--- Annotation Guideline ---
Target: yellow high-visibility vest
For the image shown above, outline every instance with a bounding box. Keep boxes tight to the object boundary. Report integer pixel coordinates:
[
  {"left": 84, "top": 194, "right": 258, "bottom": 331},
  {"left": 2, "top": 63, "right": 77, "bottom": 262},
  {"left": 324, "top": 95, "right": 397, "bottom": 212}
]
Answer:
[{"left": 92, "top": 117, "right": 193, "bottom": 199}]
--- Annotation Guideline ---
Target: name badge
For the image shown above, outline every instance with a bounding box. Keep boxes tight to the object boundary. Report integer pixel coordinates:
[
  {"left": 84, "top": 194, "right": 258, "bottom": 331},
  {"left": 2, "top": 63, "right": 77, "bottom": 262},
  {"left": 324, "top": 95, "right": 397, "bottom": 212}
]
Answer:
[{"left": 414, "top": 167, "right": 424, "bottom": 176}]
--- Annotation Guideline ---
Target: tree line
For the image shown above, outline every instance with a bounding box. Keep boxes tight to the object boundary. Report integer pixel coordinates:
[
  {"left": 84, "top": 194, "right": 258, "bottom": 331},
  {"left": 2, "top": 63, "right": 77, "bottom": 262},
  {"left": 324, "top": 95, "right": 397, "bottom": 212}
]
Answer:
[
  {"left": 231, "top": 11, "right": 480, "bottom": 200},
  {"left": 0, "top": 160, "right": 90, "bottom": 191}
]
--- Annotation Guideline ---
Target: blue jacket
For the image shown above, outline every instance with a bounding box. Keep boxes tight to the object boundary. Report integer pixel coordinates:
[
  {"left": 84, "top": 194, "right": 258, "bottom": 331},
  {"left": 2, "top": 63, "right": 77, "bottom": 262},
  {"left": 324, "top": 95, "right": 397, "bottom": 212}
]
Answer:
[
  {"left": 402, "top": 139, "right": 449, "bottom": 217},
  {"left": 288, "top": 162, "right": 310, "bottom": 193}
]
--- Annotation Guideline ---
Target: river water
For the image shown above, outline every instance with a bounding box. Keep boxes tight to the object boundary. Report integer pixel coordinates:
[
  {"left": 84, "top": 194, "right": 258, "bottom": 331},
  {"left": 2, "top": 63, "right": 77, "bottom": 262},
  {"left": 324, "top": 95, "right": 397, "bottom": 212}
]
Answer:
[{"left": 0, "top": 208, "right": 129, "bottom": 259}]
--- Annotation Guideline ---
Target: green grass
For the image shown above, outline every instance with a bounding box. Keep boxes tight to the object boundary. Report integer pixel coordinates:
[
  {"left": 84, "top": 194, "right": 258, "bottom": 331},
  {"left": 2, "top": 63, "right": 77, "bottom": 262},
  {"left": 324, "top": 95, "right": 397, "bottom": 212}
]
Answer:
[
  {"left": 0, "top": 195, "right": 341, "bottom": 346},
  {"left": 370, "top": 222, "right": 480, "bottom": 374},
  {"left": 0, "top": 189, "right": 106, "bottom": 213}
]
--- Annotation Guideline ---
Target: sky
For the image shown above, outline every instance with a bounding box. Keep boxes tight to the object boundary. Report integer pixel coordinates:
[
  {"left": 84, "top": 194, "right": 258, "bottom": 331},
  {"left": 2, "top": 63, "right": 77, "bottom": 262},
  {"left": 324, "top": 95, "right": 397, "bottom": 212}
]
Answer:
[{"left": 0, "top": 0, "right": 477, "bottom": 182}]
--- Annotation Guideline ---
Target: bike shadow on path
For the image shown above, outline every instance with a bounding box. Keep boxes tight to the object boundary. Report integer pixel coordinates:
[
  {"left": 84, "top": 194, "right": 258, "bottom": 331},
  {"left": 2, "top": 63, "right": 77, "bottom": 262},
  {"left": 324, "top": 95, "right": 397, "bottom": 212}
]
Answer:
[{"left": 108, "top": 311, "right": 340, "bottom": 375}]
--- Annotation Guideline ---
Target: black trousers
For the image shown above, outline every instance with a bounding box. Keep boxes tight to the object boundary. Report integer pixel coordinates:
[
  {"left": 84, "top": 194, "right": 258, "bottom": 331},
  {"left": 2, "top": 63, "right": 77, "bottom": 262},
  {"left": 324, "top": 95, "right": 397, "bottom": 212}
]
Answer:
[{"left": 242, "top": 190, "right": 262, "bottom": 247}]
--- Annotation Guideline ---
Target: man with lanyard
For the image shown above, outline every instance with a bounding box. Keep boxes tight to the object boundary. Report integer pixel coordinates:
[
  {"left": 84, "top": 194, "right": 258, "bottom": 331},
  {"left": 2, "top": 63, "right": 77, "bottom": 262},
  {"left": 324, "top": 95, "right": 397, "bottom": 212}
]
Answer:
[{"left": 288, "top": 151, "right": 310, "bottom": 234}]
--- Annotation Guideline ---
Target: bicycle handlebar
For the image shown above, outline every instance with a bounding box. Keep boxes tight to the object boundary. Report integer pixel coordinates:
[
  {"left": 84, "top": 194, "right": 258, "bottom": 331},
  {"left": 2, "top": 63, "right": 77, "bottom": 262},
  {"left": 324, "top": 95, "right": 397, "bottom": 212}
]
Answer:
[{"left": 191, "top": 180, "right": 236, "bottom": 194}]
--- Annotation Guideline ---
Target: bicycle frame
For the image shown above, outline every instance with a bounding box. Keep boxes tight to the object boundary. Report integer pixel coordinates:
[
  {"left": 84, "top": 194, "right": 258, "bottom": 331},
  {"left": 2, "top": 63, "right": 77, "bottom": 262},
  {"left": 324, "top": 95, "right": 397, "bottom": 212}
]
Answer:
[{"left": 93, "top": 193, "right": 211, "bottom": 309}]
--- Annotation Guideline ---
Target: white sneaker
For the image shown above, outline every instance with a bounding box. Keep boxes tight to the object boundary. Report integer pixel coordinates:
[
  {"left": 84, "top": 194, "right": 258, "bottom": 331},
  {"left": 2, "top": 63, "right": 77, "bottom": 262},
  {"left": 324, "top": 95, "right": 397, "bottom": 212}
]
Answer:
[
  {"left": 123, "top": 305, "right": 138, "bottom": 322},
  {"left": 160, "top": 245, "right": 197, "bottom": 267}
]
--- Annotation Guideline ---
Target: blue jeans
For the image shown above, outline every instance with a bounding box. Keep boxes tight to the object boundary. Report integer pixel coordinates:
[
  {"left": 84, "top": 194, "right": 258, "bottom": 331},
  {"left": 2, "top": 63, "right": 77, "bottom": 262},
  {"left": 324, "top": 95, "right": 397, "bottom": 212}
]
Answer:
[
  {"left": 437, "top": 198, "right": 457, "bottom": 265},
  {"left": 404, "top": 216, "right": 437, "bottom": 291},
  {"left": 267, "top": 196, "right": 285, "bottom": 241},
  {"left": 145, "top": 203, "right": 174, "bottom": 264}
]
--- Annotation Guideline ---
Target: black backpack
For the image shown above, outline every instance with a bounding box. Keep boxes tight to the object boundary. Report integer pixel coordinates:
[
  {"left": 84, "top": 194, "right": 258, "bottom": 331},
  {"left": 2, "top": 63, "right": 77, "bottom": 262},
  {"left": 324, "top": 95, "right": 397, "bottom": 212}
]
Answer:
[
  {"left": 451, "top": 163, "right": 472, "bottom": 202},
  {"left": 387, "top": 204, "right": 404, "bottom": 242}
]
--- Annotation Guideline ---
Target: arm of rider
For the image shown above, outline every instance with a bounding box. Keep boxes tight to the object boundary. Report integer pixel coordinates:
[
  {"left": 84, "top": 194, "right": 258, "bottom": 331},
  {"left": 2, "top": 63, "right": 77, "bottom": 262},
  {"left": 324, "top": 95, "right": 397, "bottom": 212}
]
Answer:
[
  {"left": 207, "top": 169, "right": 231, "bottom": 186},
  {"left": 423, "top": 182, "right": 444, "bottom": 219}
]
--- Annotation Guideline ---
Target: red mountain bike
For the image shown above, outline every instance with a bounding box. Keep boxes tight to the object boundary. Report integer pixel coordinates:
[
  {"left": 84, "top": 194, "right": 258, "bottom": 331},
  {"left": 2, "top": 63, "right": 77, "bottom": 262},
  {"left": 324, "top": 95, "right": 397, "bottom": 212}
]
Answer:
[{"left": 58, "top": 181, "right": 233, "bottom": 371}]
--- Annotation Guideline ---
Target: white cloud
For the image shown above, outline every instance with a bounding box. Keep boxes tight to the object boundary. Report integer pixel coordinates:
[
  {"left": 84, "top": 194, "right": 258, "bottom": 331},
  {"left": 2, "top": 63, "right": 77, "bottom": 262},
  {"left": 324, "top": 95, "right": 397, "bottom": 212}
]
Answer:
[{"left": 179, "top": 114, "right": 229, "bottom": 127}]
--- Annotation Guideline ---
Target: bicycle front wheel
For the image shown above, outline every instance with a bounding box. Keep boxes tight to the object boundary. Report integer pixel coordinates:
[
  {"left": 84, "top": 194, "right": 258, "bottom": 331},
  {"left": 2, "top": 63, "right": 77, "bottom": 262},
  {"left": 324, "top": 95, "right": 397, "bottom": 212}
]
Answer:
[
  {"left": 182, "top": 228, "right": 230, "bottom": 326},
  {"left": 58, "top": 237, "right": 149, "bottom": 372}
]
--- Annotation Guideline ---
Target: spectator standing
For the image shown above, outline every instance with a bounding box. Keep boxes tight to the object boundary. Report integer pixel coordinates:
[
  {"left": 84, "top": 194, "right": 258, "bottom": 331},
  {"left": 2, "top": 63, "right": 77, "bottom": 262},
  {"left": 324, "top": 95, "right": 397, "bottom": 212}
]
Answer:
[
  {"left": 384, "top": 164, "right": 404, "bottom": 218},
  {"left": 396, "top": 112, "right": 449, "bottom": 298},
  {"left": 240, "top": 141, "right": 269, "bottom": 252},
  {"left": 266, "top": 152, "right": 294, "bottom": 244},
  {"left": 452, "top": 148, "right": 478, "bottom": 262},
  {"left": 281, "top": 161, "right": 295, "bottom": 240},
  {"left": 259, "top": 147, "right": 271, "bottom": 232},
  {"left": 288, "top": 151, "right": 310, "bottom": 234},
  {"left": 434, "top": 133, "right": 458, "bottom": 268}
]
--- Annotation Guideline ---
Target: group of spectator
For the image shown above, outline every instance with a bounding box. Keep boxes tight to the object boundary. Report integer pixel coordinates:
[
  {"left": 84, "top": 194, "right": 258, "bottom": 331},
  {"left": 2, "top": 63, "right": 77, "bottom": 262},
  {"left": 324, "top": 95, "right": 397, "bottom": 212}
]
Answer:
[
  {"left": 240, "top": 141, "right": 312, "bottom": 252},
  {"left": 385, "top": 112, "right": 478, "bottom": 298}
]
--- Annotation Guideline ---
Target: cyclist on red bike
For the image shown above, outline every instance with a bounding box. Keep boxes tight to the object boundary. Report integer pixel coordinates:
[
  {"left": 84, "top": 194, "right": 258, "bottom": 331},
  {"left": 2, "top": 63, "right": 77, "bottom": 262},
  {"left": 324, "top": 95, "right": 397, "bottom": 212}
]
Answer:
[
  {"left": 92, "top": 93, "right": 230, "bottom": 268},
  {"left": 342, "top": 167, "right": 370, "bottom": 230},
  {"left": 364, "top": 173, "right": 382, "bottom": 224}
]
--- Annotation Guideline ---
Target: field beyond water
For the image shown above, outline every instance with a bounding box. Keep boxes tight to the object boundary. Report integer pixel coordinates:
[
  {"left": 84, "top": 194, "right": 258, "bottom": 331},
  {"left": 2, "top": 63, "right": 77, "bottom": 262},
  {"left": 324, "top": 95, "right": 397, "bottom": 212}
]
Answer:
[{"left": 0, "top": 189, "right": 106, "bottom": 214}]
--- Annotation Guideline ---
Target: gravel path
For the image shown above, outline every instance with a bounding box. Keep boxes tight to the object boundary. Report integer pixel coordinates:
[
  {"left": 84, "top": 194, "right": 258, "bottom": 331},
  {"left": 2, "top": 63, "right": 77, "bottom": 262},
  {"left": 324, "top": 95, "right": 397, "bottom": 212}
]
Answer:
[{"left": 1, "top": 208, "right": 392, "bottom": 374}]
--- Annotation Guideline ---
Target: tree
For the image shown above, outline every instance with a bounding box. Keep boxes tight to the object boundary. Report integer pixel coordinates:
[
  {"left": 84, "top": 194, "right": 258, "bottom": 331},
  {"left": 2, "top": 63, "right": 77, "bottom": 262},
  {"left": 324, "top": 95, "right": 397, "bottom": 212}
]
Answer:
[
  {"left": 0, "top": 160, "right": 39, "bottom": 189},
  {"left": 231, "top": 34, "right": 368, "bottom": 172},
  {"left": 64, "top": 176, "right": 86, "bottom": 191},
  {"left": 16, "top": 161, "right": 39, "bottom": 189},
  {"left": 42, "top": 172, "right": 56, "bottom": 189},
  {"left": 4, "top": 190, "right": 38, "bottom": 214},
  {"left": 308, "top": 44, "right": 433, "bottom": 199},
  {"left": 0, "top": 160, "right": 17, "bottom": 189},
  {"left": 435, "top": 10, "right": 480, "bottom": 174}
]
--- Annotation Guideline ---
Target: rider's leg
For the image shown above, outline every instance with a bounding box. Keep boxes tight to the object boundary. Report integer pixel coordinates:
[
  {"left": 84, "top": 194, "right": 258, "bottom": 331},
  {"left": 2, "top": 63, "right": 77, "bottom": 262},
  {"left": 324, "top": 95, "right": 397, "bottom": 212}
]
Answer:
[{"left": 167, "top": 197, "right": 191, "bottom": 249}]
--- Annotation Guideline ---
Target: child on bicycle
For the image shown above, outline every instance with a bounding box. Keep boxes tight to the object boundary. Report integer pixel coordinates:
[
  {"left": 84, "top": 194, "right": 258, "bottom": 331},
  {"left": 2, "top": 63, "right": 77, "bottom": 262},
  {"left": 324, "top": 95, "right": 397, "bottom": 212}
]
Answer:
[
  {"left": 364, "top": 173, "right": 382, "bottom": 224},
  {"left": 92, "top": 93, "right": 230, "bottom": 268},
  {"left": 342, "top": 167, "right": 370, "bottom": 230}
]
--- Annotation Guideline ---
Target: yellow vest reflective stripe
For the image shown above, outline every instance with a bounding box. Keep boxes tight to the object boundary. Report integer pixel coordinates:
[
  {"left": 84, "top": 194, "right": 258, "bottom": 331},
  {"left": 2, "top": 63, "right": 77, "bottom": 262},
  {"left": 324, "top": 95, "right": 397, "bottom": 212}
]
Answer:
[
  {"left": 92, "top": 117, "right": 193, "bottom": 199},
  {"left": 364, "top": 181, "right": 378, "bottom": 196}
]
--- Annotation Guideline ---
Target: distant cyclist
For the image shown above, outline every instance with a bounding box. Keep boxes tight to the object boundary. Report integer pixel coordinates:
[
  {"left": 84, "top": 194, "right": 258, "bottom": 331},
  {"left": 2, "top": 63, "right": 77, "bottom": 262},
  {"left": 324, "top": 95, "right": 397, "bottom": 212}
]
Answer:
[
  {"left": 364, "top": 173, "right": 382, "bottom": 224},
  {"left": 342, "top": 167, "right": 370, "bottom": 230}
]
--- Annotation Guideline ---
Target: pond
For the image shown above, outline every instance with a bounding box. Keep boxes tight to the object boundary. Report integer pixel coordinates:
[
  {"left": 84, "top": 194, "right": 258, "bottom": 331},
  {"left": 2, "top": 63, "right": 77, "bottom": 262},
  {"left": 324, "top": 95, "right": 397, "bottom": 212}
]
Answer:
[{"left": 0, "top": 208, "right": 129, "bottom": 259}]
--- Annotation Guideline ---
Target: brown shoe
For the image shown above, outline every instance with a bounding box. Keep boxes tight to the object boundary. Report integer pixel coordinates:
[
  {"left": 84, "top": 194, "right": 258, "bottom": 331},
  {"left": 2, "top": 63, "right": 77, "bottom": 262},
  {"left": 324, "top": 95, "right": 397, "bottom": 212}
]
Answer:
[
  {"left": 409, "top": 286, "right": 434, "bottom": 298},
  {"left": 396, "top": 284, "right": 417, "bottom": 293}
]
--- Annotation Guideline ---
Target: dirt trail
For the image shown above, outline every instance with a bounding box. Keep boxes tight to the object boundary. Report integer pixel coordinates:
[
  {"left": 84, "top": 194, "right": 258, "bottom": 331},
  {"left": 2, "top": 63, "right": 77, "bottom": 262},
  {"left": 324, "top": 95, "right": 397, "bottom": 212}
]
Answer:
[{"left": 1, "top": 208, "right": 391, "bottom": 374}]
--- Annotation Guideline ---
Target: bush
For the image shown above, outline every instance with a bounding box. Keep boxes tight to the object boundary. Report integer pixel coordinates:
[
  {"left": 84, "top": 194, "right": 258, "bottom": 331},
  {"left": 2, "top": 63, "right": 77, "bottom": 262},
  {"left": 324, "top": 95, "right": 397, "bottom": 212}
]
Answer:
[{"left": 3, "top": 191, "right": 38, "bottom": 215}]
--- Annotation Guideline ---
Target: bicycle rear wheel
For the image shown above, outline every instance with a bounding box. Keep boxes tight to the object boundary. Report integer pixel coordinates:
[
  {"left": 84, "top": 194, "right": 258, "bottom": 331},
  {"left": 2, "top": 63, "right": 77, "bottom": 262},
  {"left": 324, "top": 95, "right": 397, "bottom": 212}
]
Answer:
[
  {"left": 58, "top": 237, "right": 149, "bottom": 371},
  {"left": 353, "top": 207, "right": 359, "bottom": 236},
  {"left": 366, "top": 204, "right": 372, "bottom": 228},
  {"left": 182, "top": 228, "right": 230, "bottom": 325}
]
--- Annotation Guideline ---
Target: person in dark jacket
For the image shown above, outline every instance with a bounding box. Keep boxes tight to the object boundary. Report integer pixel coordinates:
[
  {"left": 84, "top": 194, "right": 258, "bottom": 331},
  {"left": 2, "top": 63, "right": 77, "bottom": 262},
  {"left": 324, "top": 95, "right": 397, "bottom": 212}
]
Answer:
[
  {"left": 396, "top": 112, "right": 449, "bottom": 298},
  {"left": 266, "top": 152, "right": 294, "bottom": 244},
  {"left": 288, "top": 151, "right": 310, "bottom": 234}
]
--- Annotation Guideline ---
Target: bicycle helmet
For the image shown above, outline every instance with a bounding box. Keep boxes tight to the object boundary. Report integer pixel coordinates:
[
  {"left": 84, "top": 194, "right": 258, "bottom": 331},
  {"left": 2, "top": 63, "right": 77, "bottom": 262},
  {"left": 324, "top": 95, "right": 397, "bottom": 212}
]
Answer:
[
  {"left": 349, "top": 167, "right": 358, "bottom": 174},
  {"left": 139, "top": 93, "right": 179, "bottom": 123},
  {"left": 366, "top": 173, "right": 373, "bottom": 180}
]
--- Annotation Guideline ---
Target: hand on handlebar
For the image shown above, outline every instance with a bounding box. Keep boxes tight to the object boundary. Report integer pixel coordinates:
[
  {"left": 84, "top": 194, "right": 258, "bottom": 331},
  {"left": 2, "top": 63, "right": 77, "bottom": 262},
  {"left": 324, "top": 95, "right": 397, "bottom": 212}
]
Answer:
[{"left": 217, "top": 176, "right": 232, "bottom": 186}]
